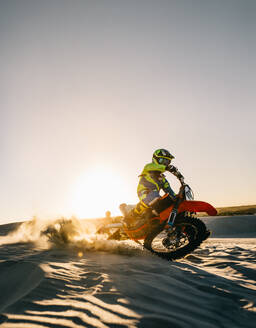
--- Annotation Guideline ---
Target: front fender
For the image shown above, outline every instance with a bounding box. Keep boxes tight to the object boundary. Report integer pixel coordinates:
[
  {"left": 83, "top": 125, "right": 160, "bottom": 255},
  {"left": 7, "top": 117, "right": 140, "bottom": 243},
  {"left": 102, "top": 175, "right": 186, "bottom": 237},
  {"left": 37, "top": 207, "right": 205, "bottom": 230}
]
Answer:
[{"left": 178, "top": 200, "right": 217, "bottom": 216}]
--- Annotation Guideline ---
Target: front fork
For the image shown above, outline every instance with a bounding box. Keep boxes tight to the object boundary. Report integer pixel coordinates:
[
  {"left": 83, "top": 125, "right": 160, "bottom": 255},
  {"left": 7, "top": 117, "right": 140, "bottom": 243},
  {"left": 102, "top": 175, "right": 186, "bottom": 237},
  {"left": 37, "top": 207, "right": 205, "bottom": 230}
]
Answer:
[
  {"left": 167, "top": 184, "right": 185, "bottom": 229},
  {"left": 167, "top": 208, "right": 178, "bottom": 229},
  {"left": 166, "top": 197, "right": 182, "bottom": 230}
]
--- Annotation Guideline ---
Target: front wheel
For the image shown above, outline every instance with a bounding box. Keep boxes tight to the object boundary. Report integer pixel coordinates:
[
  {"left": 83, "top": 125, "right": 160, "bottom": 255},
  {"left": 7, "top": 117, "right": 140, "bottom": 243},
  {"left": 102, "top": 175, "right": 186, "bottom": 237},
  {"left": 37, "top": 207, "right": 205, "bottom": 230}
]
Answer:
[{"left": 143, "top": 216, "right": 207, "bottom": 261}]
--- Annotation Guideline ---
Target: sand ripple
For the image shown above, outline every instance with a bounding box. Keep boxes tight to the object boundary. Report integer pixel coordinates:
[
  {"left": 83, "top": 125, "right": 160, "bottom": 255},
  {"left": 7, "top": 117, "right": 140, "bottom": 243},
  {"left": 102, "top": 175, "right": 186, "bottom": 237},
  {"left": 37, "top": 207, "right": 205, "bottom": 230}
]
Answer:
[{"left": 0, "top": 220, "right": 255, "bottom": 327}]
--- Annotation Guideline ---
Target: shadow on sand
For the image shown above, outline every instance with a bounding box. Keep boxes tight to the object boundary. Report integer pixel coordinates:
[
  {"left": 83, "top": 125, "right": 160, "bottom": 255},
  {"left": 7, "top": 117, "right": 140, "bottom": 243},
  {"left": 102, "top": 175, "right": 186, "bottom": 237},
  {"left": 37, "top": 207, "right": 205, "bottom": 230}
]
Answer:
[{"left": 0, "top": 237, "right": 255, "bottom": 328}]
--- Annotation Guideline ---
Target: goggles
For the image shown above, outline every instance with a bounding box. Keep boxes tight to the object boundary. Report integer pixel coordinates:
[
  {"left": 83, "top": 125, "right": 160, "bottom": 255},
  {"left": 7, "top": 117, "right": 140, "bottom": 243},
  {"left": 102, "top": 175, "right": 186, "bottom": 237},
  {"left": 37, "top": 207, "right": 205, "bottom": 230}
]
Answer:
[{"left": 158, "top": 157, "right": 172, "bottom": 166}]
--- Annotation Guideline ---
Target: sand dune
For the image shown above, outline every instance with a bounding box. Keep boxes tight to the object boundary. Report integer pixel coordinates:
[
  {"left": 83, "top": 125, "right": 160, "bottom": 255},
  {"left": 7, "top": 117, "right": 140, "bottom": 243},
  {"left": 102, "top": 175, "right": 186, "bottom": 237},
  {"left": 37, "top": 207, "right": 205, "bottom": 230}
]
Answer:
[
  {"left": 0, "top": 216, "right": 255, "bottom": 327},
  {"left": 201, "top": 215, "right": 256, "bottom": 238}
]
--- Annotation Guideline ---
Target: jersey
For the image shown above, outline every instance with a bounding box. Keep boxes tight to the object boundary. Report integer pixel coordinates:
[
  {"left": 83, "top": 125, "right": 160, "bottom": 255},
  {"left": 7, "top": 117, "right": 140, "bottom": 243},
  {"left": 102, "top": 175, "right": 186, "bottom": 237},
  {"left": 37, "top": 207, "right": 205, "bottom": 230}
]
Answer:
[{"left": 137, "top": 162, "right": 176, "bottom": 207}]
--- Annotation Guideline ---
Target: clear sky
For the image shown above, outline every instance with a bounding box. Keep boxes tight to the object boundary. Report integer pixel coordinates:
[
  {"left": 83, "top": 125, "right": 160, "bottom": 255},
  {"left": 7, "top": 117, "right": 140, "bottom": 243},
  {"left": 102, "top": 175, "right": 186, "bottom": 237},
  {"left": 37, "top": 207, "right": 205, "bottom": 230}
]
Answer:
[{"left": 1, "top": 0, "right": 255, "bottom": 223}]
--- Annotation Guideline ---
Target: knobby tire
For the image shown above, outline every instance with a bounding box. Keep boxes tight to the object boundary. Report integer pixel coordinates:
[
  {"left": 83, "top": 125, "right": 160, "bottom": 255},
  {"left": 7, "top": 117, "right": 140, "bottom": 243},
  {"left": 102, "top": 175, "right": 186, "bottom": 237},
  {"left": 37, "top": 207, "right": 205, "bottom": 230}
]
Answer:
[{"left": 143, "top": 216, "right": 207, "bottom": 261}]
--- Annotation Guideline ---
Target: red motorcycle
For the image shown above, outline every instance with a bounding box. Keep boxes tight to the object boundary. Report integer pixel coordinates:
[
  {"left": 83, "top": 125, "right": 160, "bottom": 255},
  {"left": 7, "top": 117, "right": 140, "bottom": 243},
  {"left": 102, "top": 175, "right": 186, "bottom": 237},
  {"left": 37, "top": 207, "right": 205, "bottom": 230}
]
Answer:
[{"left": 97, "top": 180, "right": 217, "bottom": 261}]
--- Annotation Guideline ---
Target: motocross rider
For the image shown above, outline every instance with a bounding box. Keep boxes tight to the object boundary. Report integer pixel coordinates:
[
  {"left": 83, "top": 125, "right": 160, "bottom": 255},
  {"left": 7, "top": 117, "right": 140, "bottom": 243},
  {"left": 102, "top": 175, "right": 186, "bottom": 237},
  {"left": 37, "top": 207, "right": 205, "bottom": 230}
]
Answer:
[{"left": 122, "top": 149, "right": 184, "bottom": 224}]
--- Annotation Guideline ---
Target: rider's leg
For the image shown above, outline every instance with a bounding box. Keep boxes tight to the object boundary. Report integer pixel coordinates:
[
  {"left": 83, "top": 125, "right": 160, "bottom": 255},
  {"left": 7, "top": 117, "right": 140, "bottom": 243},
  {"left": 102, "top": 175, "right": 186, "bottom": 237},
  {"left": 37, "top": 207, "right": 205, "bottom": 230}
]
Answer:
[
  {"left": 134, "top": 190, "right": 160, "bottom": 215},
  {"left": 133, "top": 194, "right": 176, "bottom": 221},
  {"left": 131, "top": 191, "right": 163, "bottom": 220},
  {"left": 122, "top": 198, "right": 152, "bottom": 226},
  {"left": 123, "top": 192, "right": 174, "bottom": 225}
]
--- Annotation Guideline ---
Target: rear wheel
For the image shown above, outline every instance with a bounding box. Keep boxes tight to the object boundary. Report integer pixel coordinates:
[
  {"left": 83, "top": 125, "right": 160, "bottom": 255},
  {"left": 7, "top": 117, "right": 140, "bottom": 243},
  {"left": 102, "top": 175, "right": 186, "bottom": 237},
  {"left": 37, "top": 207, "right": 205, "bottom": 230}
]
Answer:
[{"left": 144, "top": 216, "right": 207, "bottom": 261}]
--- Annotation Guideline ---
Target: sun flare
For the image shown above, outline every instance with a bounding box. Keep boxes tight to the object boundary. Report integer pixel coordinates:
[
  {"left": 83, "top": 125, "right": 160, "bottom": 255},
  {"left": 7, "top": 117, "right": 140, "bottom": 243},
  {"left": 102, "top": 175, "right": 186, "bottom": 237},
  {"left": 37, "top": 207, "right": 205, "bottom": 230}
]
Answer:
[{"left": 70, "top": 167, "right": 132, "bottom": 219}]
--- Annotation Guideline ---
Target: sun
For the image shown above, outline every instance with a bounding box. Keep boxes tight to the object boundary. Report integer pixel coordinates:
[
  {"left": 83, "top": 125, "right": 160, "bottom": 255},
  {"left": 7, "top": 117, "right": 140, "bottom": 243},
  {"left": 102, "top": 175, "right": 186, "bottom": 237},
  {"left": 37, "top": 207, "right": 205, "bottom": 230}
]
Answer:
[{"left": 70, "top": 166, "right": 131, "bottom": 218}]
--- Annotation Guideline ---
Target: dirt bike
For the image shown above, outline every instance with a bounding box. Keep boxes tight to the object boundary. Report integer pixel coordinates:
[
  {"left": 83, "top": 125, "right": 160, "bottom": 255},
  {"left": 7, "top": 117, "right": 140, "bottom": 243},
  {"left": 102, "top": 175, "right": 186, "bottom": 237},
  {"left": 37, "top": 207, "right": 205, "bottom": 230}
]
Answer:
[{"left": 97, "top": 179, "right": 217, "bottom": 261}]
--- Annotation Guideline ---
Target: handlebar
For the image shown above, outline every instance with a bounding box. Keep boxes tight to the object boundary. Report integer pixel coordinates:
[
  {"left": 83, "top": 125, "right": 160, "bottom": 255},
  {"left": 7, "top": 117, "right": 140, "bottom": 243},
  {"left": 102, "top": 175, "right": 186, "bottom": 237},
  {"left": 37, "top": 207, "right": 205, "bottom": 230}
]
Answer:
[{"left": 179, "top": 177, "right": 185, "bottom": 185}]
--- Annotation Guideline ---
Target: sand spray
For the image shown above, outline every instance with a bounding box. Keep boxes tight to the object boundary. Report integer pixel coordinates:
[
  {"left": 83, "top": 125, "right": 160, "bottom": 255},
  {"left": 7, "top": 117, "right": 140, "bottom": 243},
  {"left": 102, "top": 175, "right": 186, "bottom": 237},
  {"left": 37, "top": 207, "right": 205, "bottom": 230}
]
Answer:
[{"left": 0, "top": 217, "right": 144, "bottom": 256}]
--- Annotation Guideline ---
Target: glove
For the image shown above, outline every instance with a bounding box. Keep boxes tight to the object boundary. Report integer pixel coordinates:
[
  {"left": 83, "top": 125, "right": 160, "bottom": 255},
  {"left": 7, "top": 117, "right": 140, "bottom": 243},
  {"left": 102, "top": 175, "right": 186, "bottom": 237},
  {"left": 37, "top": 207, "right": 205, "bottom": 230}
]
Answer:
[{"left": 166, "top": 165, "right": 178, "bottom": 173}]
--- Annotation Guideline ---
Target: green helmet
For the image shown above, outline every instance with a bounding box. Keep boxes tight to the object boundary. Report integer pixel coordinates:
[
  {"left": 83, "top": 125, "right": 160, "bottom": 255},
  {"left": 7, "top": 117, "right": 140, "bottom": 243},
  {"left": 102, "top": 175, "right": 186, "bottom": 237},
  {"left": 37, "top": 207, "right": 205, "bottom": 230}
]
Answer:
[{"left": 152, "top": 149, "right": 175, "bottom": 166}]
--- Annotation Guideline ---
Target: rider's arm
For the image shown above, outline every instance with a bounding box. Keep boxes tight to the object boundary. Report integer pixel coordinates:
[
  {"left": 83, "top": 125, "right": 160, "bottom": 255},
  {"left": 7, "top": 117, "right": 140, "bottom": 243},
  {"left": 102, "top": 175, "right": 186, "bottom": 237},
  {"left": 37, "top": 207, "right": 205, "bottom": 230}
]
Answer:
[
  {"left": 162, "top": 176, "right": 176, "bottom": 200},
  {"left": 166, "top": 165, "right": 184, "bottom": 181}
]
